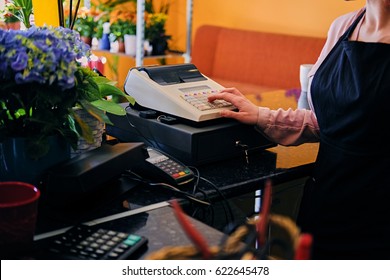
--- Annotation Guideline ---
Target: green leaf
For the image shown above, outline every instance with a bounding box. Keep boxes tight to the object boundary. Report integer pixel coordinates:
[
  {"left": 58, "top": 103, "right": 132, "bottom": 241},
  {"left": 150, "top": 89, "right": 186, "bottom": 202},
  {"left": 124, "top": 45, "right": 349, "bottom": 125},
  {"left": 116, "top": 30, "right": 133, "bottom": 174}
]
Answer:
[
  {"left": 78, "top": 99, "right": 114, "bottom": 125},
  {"left": 91, "top": 99, "right": 126, "bottom": 116},
  {"left": 122, "top": 94, "right": 136, "bottom": 106},
  {"left": 71, "top": 111, "right": 94, "bottom": 143},
  {"left": 97, "top": 83, "right": 123, "bottom": 97},
  {"left": 97, "top": 83, "right": 135, "bottom": 105},
  {"left": 94, "top": 76, "right": 115, "bottom": 85},
  {"left": 57, "top": 124, "right": 80, "bottom": 150},
  {"left": 66, "top": 114, "right": 80, "bottom": 137}
]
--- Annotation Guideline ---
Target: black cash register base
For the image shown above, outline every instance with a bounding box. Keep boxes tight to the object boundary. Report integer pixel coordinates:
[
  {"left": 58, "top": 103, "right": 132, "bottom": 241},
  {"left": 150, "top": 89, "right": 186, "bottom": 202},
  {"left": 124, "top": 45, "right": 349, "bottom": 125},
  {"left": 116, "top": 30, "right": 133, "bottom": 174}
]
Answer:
[{"left": 106, "top": 105, "right": 275, "bottom": 166}]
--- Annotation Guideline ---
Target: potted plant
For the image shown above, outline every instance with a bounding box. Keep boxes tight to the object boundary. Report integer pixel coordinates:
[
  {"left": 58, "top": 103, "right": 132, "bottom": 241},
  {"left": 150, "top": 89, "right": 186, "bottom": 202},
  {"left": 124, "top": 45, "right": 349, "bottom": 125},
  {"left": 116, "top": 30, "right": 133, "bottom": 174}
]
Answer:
[
  {"left": 0, "top": 26, "right": 135, "bottom": 183},
  {"left": 110, "top": 19, "right": 136, "bottom": 42},
  {"left": 145, "top": 0, "right": 171, "bottom": 56},
  {"left": 110, "top": 19, "right": 136, "bottom": 53},
  {"left": 146, "top": 13, "right": 171, "bottom": 55},
  {"left": 0, "top": 0, "right": 33, "bottom": 29},
  {"left": 73, "top": 7, "right": 99, "bottom": 46},
  {"left": 1, "top": 12, "right": 20, "bottom": 30},
  {"left": 107, "top": 2, "right": 137, "bottom": 53}
]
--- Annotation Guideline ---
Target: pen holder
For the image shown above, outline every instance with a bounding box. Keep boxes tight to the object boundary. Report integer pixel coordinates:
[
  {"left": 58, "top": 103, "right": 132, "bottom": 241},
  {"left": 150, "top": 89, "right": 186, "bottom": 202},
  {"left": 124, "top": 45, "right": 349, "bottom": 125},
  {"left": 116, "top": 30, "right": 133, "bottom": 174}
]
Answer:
[{"left": 146, "top": 213, "right": 310, "bottom": 260}]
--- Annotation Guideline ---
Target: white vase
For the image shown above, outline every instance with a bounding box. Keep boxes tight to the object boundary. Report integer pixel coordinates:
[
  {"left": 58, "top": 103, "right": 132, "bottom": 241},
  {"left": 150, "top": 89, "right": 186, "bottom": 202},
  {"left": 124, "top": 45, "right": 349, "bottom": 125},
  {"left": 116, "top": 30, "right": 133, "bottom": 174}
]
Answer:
[{"left": 124, "top": 34, "right": 137, "bottom": 56}]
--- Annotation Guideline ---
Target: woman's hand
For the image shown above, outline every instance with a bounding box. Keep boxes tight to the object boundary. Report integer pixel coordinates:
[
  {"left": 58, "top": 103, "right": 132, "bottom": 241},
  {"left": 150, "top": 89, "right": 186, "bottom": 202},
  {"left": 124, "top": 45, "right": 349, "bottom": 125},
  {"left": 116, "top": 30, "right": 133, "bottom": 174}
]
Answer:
[{"left": 207, "top": 88, "right": 259, "bottom": 125}]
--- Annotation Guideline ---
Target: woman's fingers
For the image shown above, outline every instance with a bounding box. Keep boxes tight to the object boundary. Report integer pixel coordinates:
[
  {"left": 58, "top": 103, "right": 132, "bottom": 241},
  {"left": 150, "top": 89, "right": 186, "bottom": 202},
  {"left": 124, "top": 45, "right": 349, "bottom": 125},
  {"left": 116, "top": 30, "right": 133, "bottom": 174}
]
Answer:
[
  {"left": 207, "top": 88, "right": 243, "bottom": 104},
  {"left": 206, "top": 88, "right": 258, "bottom": 125}
]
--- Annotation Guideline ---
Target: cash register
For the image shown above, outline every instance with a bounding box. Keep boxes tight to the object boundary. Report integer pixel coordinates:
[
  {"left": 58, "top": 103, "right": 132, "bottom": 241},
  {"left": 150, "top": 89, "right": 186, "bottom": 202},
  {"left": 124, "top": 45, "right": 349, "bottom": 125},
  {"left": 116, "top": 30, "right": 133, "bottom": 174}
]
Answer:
[{"left": 106, "top": 64, "right": 275, "bottom": 165}]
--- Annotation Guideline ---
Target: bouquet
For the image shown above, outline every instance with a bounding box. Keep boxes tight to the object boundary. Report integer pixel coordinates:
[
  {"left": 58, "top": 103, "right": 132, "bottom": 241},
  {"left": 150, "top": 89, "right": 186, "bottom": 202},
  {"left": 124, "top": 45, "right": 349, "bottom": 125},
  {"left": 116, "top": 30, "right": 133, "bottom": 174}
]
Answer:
[{"left": 0, "top": 26, "right": 134, "bottom": 159}]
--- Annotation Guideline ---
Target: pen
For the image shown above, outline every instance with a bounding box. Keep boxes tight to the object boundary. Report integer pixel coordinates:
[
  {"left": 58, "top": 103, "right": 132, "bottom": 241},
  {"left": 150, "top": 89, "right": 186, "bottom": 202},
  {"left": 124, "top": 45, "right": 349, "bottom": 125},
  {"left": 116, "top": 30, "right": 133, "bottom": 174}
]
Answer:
[
  {"left": 294, "top": 233, "right": 313, "bottom": 260},
  {"left": 171, "top": 199, "right": 212, "bottom": 259},
  {"left": 257, "top": 179, "right": 272, "bottom": 248}
]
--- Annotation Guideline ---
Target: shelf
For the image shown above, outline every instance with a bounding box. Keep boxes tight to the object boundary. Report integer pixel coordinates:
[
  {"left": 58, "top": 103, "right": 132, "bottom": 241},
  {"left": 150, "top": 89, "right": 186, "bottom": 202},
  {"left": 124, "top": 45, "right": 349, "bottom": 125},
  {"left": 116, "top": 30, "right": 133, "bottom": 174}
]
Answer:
[
  {"left": 88, "top": 0, "right": 193, "bottom": 86},
  {"left": 92, "top": 49, "right": 185, "bottom": 60},
  {"left": 134, "top": 0, "right": 193, "bottom": 66},
  {"left": 91, "top": 50, "right": 185, "bottom": 89}
]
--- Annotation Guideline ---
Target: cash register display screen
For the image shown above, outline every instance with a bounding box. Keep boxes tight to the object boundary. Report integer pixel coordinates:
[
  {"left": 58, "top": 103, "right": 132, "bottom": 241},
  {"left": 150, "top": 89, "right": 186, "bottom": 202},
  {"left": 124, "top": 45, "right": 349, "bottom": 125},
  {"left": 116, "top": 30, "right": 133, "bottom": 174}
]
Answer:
[{"left": 179, "top": 85, "right": 211, "bottom": 94}]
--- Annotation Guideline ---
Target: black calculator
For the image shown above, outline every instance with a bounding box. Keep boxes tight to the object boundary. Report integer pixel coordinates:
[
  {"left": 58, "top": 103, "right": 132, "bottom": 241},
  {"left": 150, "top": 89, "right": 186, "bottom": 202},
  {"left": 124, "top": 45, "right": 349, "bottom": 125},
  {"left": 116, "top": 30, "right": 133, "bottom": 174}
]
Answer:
[{"left": 45, "top": 225, "right": 148, "bottom": 260}]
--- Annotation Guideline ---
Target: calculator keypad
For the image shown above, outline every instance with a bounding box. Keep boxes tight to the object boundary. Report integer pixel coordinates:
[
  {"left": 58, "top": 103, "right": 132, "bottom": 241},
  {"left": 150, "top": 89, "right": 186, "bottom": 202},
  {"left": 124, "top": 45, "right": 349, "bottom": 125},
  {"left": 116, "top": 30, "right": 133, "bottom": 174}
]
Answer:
[
  {"left": 47, "top": 225, "right": 147, "bottom": 260},
  {"left": 180, "top": 90, "right": 233, "bottom": 111}
]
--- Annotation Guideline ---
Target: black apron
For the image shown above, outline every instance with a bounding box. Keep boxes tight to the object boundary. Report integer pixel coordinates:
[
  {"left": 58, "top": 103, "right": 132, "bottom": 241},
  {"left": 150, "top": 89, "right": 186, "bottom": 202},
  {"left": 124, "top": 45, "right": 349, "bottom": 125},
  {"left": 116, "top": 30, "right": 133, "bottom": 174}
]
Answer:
[{"left": 297, "top": 9, "right": 390, "bottom": 259}]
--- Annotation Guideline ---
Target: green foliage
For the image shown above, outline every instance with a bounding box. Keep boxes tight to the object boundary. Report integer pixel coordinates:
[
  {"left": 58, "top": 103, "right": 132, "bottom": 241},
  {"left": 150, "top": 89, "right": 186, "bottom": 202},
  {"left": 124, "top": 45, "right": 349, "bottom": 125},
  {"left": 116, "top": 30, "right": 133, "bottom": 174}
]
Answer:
[
  {"left": 92, "top": 0, "right": 136, "bottom": 11},
  {"left": 110, "top": 19, "right": 136, "bottom": 41},
  {"left": 145, "top": 0, "right": 170, "bottom": 14},
  {"left": 74, "top": 15, "right": 98, "bottom": 37},
  {"left": 145, "top": 0, "right": 171, "bottom": 53},
  {"left": 73, "top": 66, "right": 135, "bottom": 126}
]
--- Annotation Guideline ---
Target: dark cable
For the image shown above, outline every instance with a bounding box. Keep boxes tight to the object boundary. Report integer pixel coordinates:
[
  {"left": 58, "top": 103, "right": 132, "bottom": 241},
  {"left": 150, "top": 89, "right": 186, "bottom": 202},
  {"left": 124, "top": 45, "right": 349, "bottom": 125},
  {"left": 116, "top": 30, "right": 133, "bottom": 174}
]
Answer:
[
  {"left": 199, "top": 177, "right": 235, "bottom": 226},
  {"left": 122, "top": 170, "right": 210, "bottom": 206},
  {"left": 189, "top": 166, "right": 200, "bottom": 195},
  {"left": 124, "top": 105, "right": 164, "bottom": 150},
  {"left": 190, "top": 188, "right": 215, "bottom": 227}
]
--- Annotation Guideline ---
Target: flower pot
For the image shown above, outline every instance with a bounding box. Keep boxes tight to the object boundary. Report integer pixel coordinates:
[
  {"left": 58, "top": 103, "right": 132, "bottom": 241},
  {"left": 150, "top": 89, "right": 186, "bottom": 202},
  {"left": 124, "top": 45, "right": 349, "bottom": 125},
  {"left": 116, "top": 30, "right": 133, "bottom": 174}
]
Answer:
[
  {"left": 5, "top": 21, "right": 21, "bottom": 30},
  {"left": 0, "top": 136, "right": 71, "bottom": 186},
  {"left": 118, "top": 39, "right": 125, "bottom": 53},
  {"left": 124, "top": 34, "right": 137, "bottom": 56},
  {"left": 151, "top": 39, "right": 168, "bottom": 56},
  {"left": 71, "top": 108, "right": 105, "bottom": 157},
  {"left": 81, "top": 36, "right": 92, "bottom": 46}
]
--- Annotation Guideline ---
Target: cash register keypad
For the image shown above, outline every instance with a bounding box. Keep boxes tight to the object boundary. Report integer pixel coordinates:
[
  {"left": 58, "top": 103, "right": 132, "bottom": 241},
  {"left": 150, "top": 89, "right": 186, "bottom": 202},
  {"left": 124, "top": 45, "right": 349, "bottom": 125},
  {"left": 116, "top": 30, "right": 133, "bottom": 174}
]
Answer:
[{"left": 181, "top": 90, "right": 233, "bottom": 111}]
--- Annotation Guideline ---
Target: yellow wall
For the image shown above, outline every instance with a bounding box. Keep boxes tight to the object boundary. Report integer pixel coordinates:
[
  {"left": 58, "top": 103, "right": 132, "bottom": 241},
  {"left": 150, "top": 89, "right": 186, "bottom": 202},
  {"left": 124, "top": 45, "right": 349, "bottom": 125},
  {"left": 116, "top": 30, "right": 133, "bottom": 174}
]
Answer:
[
  {"left": 32, "top": 0, "right": 60, "bottom": 27},
  {"left": 33, "top": 0, "right": 365, "bottom": 51},
  {"left": 32, "top": 0, "right": 366, "bottom": 87},
  {"left": 166, "top": 0, "right": 365, "bottom": 52}
]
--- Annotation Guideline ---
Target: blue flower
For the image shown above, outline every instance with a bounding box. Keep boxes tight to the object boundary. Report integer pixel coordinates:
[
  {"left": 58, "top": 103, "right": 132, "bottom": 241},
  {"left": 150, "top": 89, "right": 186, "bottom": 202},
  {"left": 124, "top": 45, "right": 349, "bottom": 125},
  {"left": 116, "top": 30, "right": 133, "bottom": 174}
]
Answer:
[
  {"left": 0, "top": 25, "right": 133, "bottom": 161},
  {"left": 0, "top": 26, "right": 90, "bottom": 91},
  {"left": 11, "top": 51, "right": 28, "bottom": 71}
]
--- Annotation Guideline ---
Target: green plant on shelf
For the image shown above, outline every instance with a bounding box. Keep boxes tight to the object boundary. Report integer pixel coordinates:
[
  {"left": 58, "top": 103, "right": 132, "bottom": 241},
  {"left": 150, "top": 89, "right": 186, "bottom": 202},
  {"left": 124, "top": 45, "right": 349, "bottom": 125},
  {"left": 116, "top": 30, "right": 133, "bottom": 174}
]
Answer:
[
  {"left": 74, "top": 14, "right": 97, "bottom": 38},
  {"left": 110, "top": 19, "right": 136, "bottom": 42}
]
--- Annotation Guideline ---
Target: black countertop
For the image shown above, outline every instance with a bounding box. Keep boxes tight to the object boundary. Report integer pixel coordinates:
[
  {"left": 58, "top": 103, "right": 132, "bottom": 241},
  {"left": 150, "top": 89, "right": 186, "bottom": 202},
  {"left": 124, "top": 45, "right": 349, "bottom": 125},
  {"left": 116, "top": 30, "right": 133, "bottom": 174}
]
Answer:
[
  {"left": 34, "top": 141, "right": 318, "bottom": 232},
  {"left": 30, "top": 202, "right": 229, "bottom": 260},
  {"left": 28, "top": 141, "right": 318, "bottom": 260},
  {"left": 29, "top": 90, "right": 319, "bottom": 259}
]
